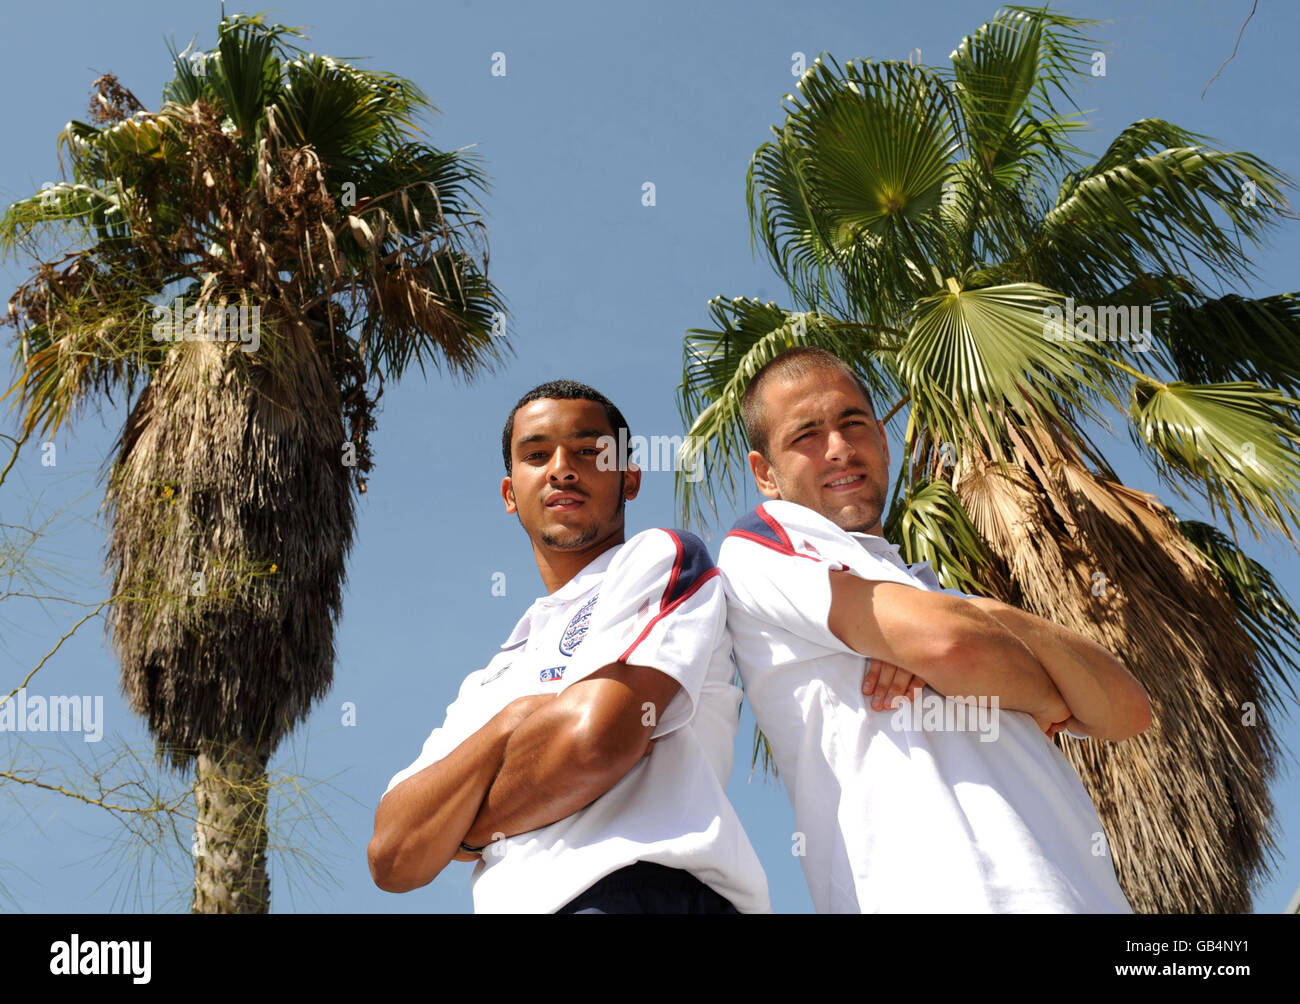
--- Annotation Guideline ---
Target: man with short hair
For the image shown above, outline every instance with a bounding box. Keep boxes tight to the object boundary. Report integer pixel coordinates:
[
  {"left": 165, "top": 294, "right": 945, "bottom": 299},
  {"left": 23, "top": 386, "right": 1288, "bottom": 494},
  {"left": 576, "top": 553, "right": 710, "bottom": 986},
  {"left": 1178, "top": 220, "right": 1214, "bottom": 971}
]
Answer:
[
  {"left": 369, "top": 380, "right": 769, "bottom": 914},
  {"left": 718, "top": 347, "right": 1150, "bottom": 913}
]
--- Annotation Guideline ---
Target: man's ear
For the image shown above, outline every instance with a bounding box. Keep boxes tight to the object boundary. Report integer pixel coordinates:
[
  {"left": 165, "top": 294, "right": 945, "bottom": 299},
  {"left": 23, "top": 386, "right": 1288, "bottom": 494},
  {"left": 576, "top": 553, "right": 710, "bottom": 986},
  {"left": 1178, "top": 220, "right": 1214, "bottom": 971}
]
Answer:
[
  {"left": 623, "top": 462, "right": 642, "bottom": 502},
  {"left": 501, "top": 476, "right": 517, "bottom": 514},
  {"left": 748, "top": 450, "right": 781, "bottom": 500}
]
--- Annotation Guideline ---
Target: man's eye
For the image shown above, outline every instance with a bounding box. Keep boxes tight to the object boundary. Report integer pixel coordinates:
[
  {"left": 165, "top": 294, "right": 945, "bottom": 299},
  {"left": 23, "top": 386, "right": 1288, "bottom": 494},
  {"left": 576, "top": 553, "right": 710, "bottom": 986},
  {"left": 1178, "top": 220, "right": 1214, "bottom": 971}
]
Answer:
[
  {"left": 523, "top": 452, "right": 546, "bottom": 462},
  {"left": 793, "top": 431, "right": 814, "bottom": 444}
]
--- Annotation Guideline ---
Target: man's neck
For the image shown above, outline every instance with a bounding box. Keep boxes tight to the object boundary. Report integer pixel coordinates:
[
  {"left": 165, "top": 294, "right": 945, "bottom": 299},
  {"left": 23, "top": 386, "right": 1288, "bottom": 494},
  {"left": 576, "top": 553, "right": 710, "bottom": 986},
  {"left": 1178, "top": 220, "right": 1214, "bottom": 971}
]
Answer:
[{"left": 532, "top": 533, "right": 626, "bottom": 594}]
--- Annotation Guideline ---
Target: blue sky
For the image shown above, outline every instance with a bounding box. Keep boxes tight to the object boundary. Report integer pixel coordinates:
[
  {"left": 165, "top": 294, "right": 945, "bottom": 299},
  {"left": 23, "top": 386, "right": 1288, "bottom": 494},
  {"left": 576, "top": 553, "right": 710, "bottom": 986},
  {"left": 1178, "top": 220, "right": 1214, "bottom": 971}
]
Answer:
[{"left": 1, "top": 0, "right": 1296, "bottom": 913}]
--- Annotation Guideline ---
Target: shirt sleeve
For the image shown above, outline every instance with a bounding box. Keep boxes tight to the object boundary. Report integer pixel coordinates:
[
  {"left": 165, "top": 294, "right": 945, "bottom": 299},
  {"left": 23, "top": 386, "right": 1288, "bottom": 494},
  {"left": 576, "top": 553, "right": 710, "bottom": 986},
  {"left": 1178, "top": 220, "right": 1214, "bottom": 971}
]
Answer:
[
  {"left": 559, "top": 528, "right": 725, "bottom": 740},
  {"left": 382, "top": 671, "right": 486, "bottom": 797},
  {"left": 718, "top": 500, "right": 920, "bottom": 658}
]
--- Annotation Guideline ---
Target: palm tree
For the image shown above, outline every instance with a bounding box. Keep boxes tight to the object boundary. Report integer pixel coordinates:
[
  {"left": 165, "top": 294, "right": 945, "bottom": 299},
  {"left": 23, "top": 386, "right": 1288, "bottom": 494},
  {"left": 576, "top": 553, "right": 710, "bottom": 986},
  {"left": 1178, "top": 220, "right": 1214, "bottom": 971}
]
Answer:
[
  {"left": 1, "top": 12, "right": 507, "bottom": 912},
  {"left": 677, "top": 6, "right": 1299, "bottom": 913}
]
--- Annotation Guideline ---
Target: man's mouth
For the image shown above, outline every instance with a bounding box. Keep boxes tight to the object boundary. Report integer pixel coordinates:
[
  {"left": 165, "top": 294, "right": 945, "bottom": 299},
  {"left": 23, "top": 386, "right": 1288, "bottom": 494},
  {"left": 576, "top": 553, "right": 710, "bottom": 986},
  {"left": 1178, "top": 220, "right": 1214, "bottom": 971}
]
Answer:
[
  {"left": 824, "top": 473, "right": 867, "bottom": 492},
  {"left": 545, "top": 493, "right": 586, "bottom": 510}
]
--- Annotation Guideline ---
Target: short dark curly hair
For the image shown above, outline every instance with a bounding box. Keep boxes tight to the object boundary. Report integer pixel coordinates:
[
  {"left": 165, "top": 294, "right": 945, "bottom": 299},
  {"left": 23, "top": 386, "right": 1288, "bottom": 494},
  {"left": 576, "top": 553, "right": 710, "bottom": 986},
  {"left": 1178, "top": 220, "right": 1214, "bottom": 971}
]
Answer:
[{"left": 501, "top": 380, "right": 631, "bottom": 475}]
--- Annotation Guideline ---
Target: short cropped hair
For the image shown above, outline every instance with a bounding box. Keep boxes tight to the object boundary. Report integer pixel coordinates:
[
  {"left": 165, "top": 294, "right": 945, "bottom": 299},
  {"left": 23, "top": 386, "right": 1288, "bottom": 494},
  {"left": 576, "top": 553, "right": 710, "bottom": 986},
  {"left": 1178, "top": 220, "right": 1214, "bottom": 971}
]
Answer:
[
  {"left": 501, "top": 379, "right": 631, "bottom": 475},
  {"left": 741, "top": 347, "right": 875, "bottom": 457}
]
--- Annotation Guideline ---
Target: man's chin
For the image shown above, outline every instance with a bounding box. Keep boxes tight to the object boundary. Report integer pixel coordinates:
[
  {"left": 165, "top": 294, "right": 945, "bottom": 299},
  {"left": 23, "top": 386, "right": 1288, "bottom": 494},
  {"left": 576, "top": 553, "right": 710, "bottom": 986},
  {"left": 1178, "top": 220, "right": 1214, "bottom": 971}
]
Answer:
[
  {"left": 539, "top": 524, "right": 600, "bottom": 550},
  {"left": 816, "top": 497, "right": 882, "bottom": 535},
  {"left": 769, "top": 478, "right": 884, "bottom": 534}
]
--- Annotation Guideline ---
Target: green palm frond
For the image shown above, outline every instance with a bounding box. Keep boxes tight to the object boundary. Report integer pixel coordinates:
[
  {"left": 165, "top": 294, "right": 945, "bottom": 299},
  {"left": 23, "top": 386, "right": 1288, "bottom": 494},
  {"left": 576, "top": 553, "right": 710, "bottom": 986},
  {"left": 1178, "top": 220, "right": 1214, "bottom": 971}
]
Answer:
[
  {"left": 1177, "top": 519, "right": 1300, "bottom": 706},
  {"left": 751, "top": 727, "right": 779, "bottom": 781},
  {"left": 1158, "top": 292, "right": 1300, "bottom": 395},
  {"left": 1, "top": 296, "right": 162, "bottom": 436},
  {"left": 948, "top": 5, "right": 1097, "bottom": 176},
  {"left": 1129, "top": 380, "right": 1300, "bottom": 539},
  {"left": 207, "top": 14, "right": 284, "bottom": 139},
  {"left": 883, "top": 477, "right": 992, "bottom": 594},
  {"left": 357, "top": 248, "right": 507, "bottom": 382},
  {"left": 274, "top": 55, "right": 429, "bottom": 174},
  {"left": 1040, "top": 138, "right": 1289, "bottom": 290},
  {"left": 789, "top": 58, "right": 959, "bottom": 244},
  {"left": 1064, "top": 118, "right": 1207, "bottom": 188},
  {"left": 748, "top": 131, "right": 845, "bottom": 316},
  {"left": 942, "top": 6, "right": 1100, "bottom": 262},
  {"left": 898, "top": 281, "right": 1114, "bottom": 460},
  {"left": 0, "top": 182, "right": 128, "bottom": 250},
  {"left": 752, "top": 56, "right": 964, "bottom": 326},
  {"left": 163, "top": 13, "right": 303, "bottom": 139}
]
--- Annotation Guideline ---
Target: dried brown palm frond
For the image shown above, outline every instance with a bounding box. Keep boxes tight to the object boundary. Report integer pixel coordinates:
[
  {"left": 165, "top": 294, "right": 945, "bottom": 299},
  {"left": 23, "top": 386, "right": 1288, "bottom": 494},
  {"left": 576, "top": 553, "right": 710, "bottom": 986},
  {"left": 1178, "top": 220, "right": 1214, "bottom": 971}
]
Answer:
[
  {"left": 104, "top": 324, "right": 351, "bottom": 770},
  {"left": 954, "top": 428, "right": 1282, "bottom": 913},
  {"left": 101, "top": 321, "right": 351, "bottom": 913}
]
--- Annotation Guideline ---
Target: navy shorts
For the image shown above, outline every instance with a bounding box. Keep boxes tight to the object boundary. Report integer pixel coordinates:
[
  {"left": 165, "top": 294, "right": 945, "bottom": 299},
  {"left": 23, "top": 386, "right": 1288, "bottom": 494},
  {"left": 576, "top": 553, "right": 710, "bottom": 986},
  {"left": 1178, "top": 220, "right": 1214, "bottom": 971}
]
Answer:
[{"left": 555, "top": 860, "right": 740, "bottom": 914}]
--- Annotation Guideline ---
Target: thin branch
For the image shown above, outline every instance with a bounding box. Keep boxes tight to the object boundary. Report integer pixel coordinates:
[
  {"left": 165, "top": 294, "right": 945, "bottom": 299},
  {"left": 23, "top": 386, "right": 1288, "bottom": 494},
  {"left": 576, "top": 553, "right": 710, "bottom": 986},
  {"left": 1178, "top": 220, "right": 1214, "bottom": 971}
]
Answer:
[
  {"left": 0, "top": 415, "right": 37, "bottom": 490},
  {"left": 0, "top": 772, "right": 170, "bottom": 815},
  {"left": 1201, "top": 0, "right": 1259, "bottom": 100},
  {"left": 0, "top": 592, "right": 109, "bottom": 605},
  {"left": 2, "top": 597, "right": 113, "bottom": 704}
]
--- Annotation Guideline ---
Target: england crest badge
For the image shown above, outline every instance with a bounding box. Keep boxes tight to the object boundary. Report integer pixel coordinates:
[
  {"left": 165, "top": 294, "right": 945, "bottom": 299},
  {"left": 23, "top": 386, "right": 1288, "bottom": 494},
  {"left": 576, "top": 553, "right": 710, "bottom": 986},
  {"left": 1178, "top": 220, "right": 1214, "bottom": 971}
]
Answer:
[{"left": 559, "top": 595, "right": 598, "bottom": 656}]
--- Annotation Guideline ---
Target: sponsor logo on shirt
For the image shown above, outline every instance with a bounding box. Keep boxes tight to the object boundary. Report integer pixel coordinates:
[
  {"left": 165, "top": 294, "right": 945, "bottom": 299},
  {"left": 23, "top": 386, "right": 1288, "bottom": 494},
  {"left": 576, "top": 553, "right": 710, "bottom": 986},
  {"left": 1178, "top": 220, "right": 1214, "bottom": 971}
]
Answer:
[
  {"left": 559, "top": 595, "right": 598, "bottom": 656},
  {"left": 539, "top": 666, "right": 566, "bottom": 682}
]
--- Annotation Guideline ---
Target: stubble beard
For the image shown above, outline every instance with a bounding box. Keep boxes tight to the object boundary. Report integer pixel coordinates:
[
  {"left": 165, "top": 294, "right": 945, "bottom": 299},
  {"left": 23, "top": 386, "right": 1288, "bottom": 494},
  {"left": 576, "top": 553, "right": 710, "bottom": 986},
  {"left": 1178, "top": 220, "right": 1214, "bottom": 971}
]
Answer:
[
  {"left": 540, "top": 524, "right": 600, "bottom": 549},
  {"left": 535, "top": 474, "right": 626, "bottom": 550},
  {"left": 772, "top": 465, "right": 887, "bottom": 534}
]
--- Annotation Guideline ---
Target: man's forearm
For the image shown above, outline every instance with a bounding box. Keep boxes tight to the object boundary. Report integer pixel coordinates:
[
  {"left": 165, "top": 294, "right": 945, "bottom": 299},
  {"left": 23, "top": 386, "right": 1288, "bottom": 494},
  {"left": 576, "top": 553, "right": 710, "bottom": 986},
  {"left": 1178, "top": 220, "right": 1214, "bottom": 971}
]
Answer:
[
  {"left": 368, "top": 711, "right": 516, "bottom": 891},
  {"left": 925, "top": 606, "right": 1071, "bottom": 723},
  {"left": 967, "top": 598, "right": 1151, "bottom": 740},
  {"left": 828, "top": 573, "right": 1068, "bottom": 726},
  {"left": 462, "top": 680, "right": 651, "bottom": 848}
]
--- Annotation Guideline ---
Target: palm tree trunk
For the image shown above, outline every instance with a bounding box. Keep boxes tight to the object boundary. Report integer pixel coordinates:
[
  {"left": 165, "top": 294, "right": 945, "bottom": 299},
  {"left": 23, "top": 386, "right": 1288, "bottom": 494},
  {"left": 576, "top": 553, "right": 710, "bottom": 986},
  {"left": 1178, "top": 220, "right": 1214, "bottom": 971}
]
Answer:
[{"left": 192, "top": 737, "right": 272, "bottom": 914}]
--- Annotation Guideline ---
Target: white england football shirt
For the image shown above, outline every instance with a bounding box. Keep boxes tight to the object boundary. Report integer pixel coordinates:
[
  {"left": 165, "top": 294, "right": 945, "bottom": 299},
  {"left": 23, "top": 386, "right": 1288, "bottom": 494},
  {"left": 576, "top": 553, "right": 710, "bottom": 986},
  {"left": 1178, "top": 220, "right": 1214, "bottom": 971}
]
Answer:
[
  {"left": 718, "top": 499, "right": 1132, "bottom": 913},
  {"left": 384, "top": 527, "right": 771, "bottom": 914}
]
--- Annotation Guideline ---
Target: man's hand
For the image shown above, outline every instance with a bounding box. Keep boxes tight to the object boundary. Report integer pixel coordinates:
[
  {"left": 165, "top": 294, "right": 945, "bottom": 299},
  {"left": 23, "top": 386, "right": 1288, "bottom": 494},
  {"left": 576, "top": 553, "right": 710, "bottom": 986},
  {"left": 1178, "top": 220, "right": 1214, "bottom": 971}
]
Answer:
[
  {"left": 865, "top": 656, "right": 1070, "bottom": 736},
  {"left": 369, "top": 693, "right": 561, "bottom": 892},
  {"left": 1044, "top": 714, "right": 1091, "bottom": 740},
  {"left": 862, "top": 659, "right": 924, "bottom": 711},
  {"left": 447, "top": 693, "right": 560, "bottom": 864},
  {"left": 1030, "top": 697, "right": 1074, "bottom": 738},
  {"left": 460, "top": 662, "right": 678, "bottom": 849}
]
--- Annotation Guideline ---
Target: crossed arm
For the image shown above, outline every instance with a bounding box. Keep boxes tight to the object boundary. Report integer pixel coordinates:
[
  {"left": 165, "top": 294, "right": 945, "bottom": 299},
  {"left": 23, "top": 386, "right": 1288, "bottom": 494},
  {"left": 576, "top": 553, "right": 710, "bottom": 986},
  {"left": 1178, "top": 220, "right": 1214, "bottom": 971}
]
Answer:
[
  {"left": 367, "top": 663, "right": 679, "bottom": 893},
  {"left": 827, "top": 572, "right": 1151, "bottom": 741},
  {"left": 965, "top": 595, "right": 1151, "bottom": 740}
]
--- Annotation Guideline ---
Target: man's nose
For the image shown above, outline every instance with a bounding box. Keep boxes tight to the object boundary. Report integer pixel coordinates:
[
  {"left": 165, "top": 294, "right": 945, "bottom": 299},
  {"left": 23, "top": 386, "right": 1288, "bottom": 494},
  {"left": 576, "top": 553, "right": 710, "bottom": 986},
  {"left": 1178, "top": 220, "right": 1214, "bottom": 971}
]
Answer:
[
  {"left": 548, "top": 446, "right": 579, "bottom": 481},
  {"left": 825, "top": 430, "right": 856, "bottom": 462}
]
